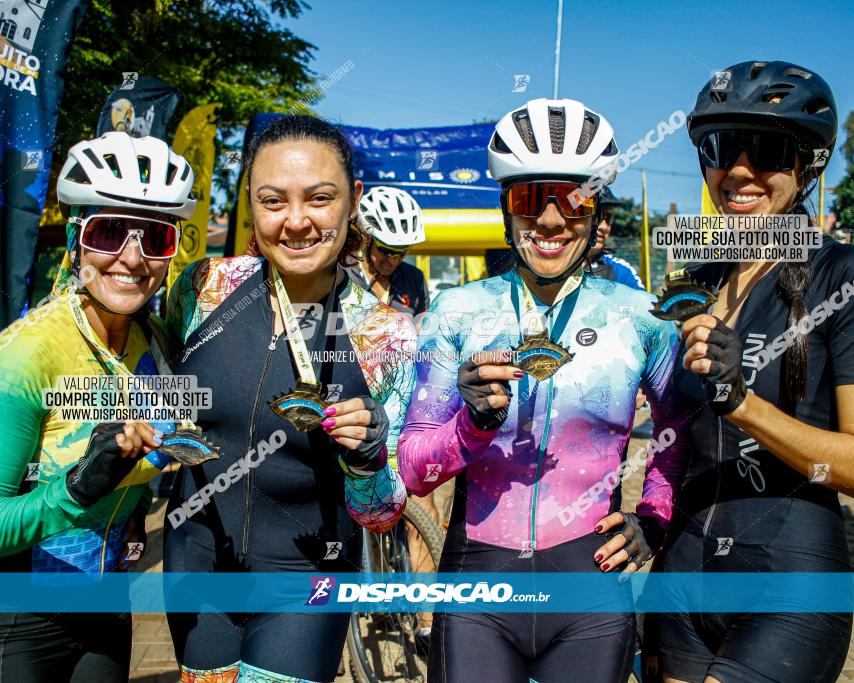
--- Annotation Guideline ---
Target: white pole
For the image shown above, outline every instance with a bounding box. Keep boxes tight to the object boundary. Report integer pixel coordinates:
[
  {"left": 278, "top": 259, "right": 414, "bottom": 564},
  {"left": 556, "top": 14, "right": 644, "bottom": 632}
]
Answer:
[{"left": 553, "top": 0, "right": 564, "bottom": 99}]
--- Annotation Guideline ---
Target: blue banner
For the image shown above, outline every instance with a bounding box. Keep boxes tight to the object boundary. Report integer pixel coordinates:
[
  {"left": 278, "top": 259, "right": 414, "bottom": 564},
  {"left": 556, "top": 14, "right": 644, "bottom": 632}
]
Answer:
[
  {"left": 2, "top": 573, "right": 852, "bottom": 613},
  {"left": 0, "top": 0, "right": 90, "bottom": 328}
]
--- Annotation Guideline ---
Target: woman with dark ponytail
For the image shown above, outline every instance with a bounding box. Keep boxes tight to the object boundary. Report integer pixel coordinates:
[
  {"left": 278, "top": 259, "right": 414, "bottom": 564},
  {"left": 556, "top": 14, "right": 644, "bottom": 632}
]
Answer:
[{"left": 651, "top": 61, "right": 854, "bottom": 683}]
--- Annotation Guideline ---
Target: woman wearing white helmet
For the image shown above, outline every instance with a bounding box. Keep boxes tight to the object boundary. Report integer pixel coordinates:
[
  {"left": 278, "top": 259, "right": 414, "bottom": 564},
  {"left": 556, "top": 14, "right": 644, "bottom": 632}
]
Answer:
[
  {"left": 351, "top": 185, "right": 430, "bottom": 316},
  {"left": 0, "top": 131, "right": 195, "bottom": 681},
  {"left": 398, "top": 99, "right": 689, "bottom": 681}
]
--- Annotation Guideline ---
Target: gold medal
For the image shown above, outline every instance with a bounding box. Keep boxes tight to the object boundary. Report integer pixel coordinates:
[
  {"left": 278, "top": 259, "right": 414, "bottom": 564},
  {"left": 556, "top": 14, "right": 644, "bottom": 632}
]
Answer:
[
  {"left": 268, "top": 381, "right": 330, "bottom": 432},
  {"left": 512, "top": 331, "right": 574, "bottom": 381},
  {"left": 157, "top": 426, "right": 221, "bottom": 466},
  {"left": 651, "top": 274, "right": 717, "bottom": 322}
]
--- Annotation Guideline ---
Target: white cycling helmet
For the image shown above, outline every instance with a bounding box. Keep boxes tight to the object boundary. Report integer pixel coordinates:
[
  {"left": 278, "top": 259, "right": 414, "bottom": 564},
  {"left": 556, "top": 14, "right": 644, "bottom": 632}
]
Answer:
[
  {"left": 58, "top": 131, "right": 196, "bottom": 219},
  {"left": 488, "top": 98, "right": 619, "bottom": 184},
  {"left": 359, "top": 186, "right": 425, "bottom": 247}
]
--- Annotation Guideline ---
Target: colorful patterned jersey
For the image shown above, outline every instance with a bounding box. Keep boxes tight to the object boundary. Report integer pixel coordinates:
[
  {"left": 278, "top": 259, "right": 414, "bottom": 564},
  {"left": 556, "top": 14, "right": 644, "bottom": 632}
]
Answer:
[
  {"left": 165, "top": 256, "right": 412, "bottom": 561},
  {"left": 0, "top": 299, "right": 156, "bottom": 574},
  {"left": 399, "top": 269, "right": 690, "bottom": 551}
]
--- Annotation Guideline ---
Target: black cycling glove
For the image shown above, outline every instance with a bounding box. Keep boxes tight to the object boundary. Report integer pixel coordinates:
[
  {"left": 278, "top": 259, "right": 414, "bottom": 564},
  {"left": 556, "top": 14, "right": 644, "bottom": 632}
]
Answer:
[
  {"left": 66, "top": 423, "right": 142, "bottom": 508},
  {"left": 457, "top": 358, "right": 511, "bottom": 431},
  {"left": 702, "top": 318, "right": 748, "bottom": 416},
  {"left": 338, "top": 397, "right": 389, "bottom": 472},
  {"left": 607, "top": 513, "right": 664, "bottom": 569}
]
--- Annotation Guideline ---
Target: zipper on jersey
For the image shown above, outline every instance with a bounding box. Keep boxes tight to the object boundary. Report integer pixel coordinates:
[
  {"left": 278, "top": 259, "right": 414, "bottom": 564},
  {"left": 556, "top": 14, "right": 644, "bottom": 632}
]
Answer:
[
  {"left": 242, "top": 333, "right": 278, "bottom": 557},
  {"left": 702, "top": 416, "right": 723, "bottom": 537},
  {"left": 530, "top": 377, "right": 554, "bottom": 551}
]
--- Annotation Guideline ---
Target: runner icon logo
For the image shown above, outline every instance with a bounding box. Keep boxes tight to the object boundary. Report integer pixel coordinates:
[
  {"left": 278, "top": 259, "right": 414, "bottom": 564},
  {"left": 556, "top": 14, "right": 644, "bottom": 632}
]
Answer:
[
  {"left": 810, "top": 463, "right": 831, "bottom": 484},
  {"left": 24, "top": 463, "right": 40, "bottom": 482},
  {"left": 120, "top": 72, "right": 138, "bottom": 90},
  {"left": 576, "top": 328, "right": 598, "bottom": 346},
  {"left": 324, "top": 542, "right": 343, "bottom": 560},
  {"left": 124, "top": 543, "right": 144, "bottom": 561},
  {"left": 711, "top": 70, "right": 732, "bottom": 91},
  {"left": 22, "top": 150, "right": 43, "bottom": 170},
  {"left": 513, "top": 74, "right": 530, "bottom": 93},
  {"left": 325, "top": 384, "right": 343, "bottom": 402},
  {"left": 812, "top": 149, "right": 830, "bottom": 169},
  {"left": 715, "top": 538, "right": 733, "bottom": 556},
  {"left": 306, "top": 576, "right": 336, "bottom": 606},
  {"left": 424, "top": 464, "right": 442, "bottom": 482},
  {"left": 713, "top": 384, "right": 732, "bottom": 402},
  {"left": 519, "top": 542, "right": 534, "bottom": 559},
  {"left": 417, "top": 150, "right": 438, "bottom": 170}
]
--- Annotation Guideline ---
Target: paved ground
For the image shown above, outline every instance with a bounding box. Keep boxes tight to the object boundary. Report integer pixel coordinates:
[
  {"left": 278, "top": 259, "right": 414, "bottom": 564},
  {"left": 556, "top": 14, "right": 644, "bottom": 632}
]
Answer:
[{"left": 130, "top": 414, "right": 854, "bottom": 681}]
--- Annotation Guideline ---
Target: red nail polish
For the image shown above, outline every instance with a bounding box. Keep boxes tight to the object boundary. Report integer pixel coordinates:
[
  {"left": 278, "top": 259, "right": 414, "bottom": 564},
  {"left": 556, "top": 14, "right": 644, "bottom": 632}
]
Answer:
[
  {"left": 601, "top": 563, "right": 610, "bottom": 571},
  {"left": 333, "top": 436, "right": 340, "bottom": 442},
  {"left": 595, "top": 525, "right": 604, "bottom": 533},
  {"left": 595, "top": 554, "right": 603, "bottom": 563},
  {"left": 513, "top": 371, "right": 524, "bottom": 379},
  {"left": 324, "top": 406, "right": 337, "bottom": 416}
]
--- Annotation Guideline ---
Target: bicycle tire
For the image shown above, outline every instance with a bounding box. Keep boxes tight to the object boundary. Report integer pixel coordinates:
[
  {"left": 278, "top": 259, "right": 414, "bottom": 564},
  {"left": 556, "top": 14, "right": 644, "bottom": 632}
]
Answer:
[{"left": 347, "top": 499, "right": 445, "bottom": 683}]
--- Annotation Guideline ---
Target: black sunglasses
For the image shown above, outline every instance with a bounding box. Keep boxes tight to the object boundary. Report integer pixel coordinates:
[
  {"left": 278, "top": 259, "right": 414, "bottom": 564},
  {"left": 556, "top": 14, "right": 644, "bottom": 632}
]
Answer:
[
  {"left": 374, "top": 241, "right": 409, "bottom": 257},
  {"left": 698, "top": 130, "right": 811, "bottom": 173}
]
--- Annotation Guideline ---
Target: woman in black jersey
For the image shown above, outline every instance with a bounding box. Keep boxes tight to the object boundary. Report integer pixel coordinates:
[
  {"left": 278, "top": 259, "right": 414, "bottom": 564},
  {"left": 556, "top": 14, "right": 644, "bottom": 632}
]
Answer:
[
  {"left": 163, "top": 116, "right": 415, "bottom": 682},
  {"left": 655, "top": 61, "right": 854, "bottom": 683}
]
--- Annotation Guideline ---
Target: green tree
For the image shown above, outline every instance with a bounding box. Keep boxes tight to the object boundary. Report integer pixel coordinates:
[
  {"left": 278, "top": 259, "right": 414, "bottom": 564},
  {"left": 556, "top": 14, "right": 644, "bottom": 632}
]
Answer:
[
  {"left": 51, "top": 0, "right": 319, "bottom": 211},
  {"left": 832, "top": 110, "right": 854, "bottom": 231},
  {"left": 609, "top": 195, "right": 668, "bottom": 238}
]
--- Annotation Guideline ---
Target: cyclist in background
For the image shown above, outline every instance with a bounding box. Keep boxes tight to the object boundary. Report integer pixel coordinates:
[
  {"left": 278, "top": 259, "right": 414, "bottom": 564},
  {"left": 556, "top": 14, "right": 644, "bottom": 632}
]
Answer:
[
  {"left": 399, "top": 98, "right": 689, "bottom": 682},
  {"left": 585, "top": 186, "right": 645, "bottom": 290},
  {"left": 0, "top": 132, "right": 195, "bottom": 681},
  {"left": 351, "top": 185, "right": 430, "bottom": 316}
]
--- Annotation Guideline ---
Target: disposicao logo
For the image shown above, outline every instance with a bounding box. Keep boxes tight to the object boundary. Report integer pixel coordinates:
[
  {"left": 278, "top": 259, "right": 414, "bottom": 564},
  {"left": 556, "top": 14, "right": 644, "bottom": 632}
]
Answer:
[{"left": 306, "top": 576, "right": 336, "bottom": 606}]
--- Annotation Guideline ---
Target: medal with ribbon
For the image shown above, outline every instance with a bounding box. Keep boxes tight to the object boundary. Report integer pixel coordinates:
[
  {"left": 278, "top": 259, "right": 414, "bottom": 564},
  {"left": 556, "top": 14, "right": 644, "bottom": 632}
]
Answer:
[
  {"left": 509, "top": 268, "right": 581, "bottom": 381},
  {"left": 267, "top": 265, "right": 338, "bottom": 432},
  {"left": 650, "top": 269, "right": 718, "bottom": 322},
  {"left": 67, "top": 293, "right": 220, "bottom": 466}
]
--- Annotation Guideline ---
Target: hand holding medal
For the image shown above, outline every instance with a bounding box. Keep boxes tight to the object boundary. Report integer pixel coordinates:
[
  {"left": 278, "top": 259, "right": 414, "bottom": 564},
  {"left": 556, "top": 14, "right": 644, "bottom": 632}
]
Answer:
[{"left": 457, "top": 350, "right": 522, "bottom": 431}]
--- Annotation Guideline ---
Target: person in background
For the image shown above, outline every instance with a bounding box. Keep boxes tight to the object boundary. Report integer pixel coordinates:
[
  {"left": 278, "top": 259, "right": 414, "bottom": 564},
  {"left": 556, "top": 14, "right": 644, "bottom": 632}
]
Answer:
[
  {"left": 586, "top": 186, "right": 645, "bottom": 290},
  {"left": 351, "top": 186, "right": 430, "bottom": 317}
]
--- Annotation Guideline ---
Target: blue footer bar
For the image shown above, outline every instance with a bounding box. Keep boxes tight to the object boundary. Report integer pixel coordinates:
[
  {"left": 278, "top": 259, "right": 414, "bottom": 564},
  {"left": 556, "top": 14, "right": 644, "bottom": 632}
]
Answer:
[{"left": 0, "top": 572, "right": 850, "bottom": 613}]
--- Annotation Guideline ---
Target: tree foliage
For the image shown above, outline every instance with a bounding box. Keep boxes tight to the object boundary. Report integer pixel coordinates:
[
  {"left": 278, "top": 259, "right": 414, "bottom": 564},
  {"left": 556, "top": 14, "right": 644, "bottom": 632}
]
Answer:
[
  {"left": 832, "top": 110, "right": 854, "bottom": 231},
  {"left": 51, "top": 0, "right": 318, "bottom": 210}
]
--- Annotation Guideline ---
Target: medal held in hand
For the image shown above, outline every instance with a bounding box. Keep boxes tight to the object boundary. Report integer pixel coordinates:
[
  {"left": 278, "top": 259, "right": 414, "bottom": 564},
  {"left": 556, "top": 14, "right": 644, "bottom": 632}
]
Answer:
[
  {"left": 68, "top": 292, "right": 221, "bottom": 465},
  {"left": 512, "top": 331, "right": 574, "bottom": 381},
  {"left": 267, "top": 265, "right": 339, "bottom": 431},
  {"left": 651, "top": 272, "right": 717, "bottom": 322},
  {"left": 510, "top": 269, "right": 582, "bottom": 382},
  {"left": 157, "top": 426, "right": 221, "bottom": 466},
  {"left": 268, "top": 381, "right": 330, "bottom": 432}
]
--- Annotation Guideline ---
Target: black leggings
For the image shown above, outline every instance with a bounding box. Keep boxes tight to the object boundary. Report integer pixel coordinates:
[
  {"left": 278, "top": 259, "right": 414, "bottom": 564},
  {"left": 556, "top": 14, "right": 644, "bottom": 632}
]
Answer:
[
  {"left": 0, "top": 612, "right": 131, "bottom": 683},
  {"left": 167, "top": 610, "right": 351, "bottom": 682},
  {"left": 429, "top": 533, "right": 636, "bottom": 683}
]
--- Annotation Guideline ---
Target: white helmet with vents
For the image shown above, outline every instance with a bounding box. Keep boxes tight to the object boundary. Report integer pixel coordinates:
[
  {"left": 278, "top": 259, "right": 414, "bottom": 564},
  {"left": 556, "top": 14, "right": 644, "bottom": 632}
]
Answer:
[
  {"left": 359, "top": 186, "right": 425, "bottom": 247},
  {"left": 488, "top": 98, "right": 619, "bottom": 184},
  {"left": 57, "top": 131, "right": 196, "bottom": 219}
]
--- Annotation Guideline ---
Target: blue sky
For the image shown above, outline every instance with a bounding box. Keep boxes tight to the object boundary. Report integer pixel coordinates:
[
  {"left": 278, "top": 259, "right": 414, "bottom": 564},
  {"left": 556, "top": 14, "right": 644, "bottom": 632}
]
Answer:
[{"left": 283, "top": 0, "right": 854, "bottom": 214}]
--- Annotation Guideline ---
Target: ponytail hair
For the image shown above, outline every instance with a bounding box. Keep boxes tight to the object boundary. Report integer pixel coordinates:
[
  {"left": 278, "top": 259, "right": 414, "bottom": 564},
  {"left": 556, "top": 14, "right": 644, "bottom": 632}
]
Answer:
[{"left": 776, "top": 203, "right": 813, "bottom": 406}]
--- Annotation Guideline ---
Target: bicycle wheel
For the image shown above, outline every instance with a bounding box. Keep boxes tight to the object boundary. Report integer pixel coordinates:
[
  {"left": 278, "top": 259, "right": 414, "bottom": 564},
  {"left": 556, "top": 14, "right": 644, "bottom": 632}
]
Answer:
[{"left": 347, "top": 499, "right": 445, "bottom": 683}]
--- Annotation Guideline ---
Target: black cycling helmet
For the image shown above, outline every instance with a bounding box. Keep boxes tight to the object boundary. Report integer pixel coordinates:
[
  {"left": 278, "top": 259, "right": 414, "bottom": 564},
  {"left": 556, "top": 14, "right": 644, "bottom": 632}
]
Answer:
[
  {"left": 688, "top": 61, "right": 837, "bottom": 163},
  {"left": 598, "top": 186, "right": 620, "bottom": 211}
]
